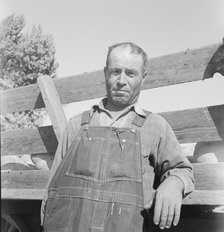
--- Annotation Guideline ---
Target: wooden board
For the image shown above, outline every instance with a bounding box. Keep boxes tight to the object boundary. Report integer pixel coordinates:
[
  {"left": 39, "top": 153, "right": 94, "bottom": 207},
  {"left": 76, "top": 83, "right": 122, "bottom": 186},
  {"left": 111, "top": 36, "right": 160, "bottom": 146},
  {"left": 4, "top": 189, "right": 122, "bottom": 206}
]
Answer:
[
  {"left": 1, "top": 126, "right": 58, "bottom": 156},
  {"left": 2, "top": 189, "right": 223, "bottom": 205},
  {"left": 183, "top": 190, "right": 224, "bottom": 205},
  {"left": 2, "top": 163, "right": 224, "bottom": 205},
  {"left": 1, "top": 43, "right": 221, "bottom": 115},
  {"left": 2, "top": 164, "right": 224, "bottom": 190},
  {"left": 192, "top": 163, "right": 224, "bottom": 190},
  {"left": 2, "top": 105, "right": 223, "bottom": 156},
  {"left": 1, "top": 189, "right": 46, "bottom": 200},
  {"left": 37, "top": 75, "right": 67, "bottom": 141},
  {"left": 1, "top": 170, "right": 49, "bottom": 190},
  {"left": 160, "top": 104, "right": 224, "bottom": 143}
]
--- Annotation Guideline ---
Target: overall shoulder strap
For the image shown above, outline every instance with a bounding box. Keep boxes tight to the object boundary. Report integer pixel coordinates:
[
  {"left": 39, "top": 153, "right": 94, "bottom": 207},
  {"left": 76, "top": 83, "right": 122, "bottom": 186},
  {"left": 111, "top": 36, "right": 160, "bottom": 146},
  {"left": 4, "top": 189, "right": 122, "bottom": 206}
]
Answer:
[
  {"left": 132, "top": 110, "right": 151, "bottom": 129},
  {"left": 81, "top": 110, "right": 92, "bottom": 126},
  {"left": 131, "top": 110, "right": 155, "bottom": 207}
]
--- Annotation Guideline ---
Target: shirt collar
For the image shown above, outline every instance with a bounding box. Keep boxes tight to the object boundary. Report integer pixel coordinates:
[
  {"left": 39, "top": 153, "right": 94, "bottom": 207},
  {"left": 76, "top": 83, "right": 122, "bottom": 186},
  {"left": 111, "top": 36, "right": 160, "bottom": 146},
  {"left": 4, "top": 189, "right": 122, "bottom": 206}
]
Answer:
[{"left": 90, "top": 98, "right": 146, "bottom": 117}]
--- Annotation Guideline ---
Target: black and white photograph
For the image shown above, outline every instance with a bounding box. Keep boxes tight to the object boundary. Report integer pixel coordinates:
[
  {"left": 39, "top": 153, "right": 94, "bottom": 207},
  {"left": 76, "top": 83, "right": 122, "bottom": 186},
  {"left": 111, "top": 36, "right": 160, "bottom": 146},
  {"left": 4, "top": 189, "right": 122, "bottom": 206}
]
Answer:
[{"left": 1, "top": 0, "right": 224, "bottom": 231}]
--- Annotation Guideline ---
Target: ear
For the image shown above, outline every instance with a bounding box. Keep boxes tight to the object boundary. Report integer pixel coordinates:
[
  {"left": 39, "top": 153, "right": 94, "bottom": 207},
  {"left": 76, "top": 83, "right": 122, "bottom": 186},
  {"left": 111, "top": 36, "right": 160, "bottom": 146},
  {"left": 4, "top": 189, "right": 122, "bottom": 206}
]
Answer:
[
  {"left": 142, "top": 71, "right": 148, "bottom": 84},
  {"left": 104, "top": 67, "right": 107, "bottom": 76}
]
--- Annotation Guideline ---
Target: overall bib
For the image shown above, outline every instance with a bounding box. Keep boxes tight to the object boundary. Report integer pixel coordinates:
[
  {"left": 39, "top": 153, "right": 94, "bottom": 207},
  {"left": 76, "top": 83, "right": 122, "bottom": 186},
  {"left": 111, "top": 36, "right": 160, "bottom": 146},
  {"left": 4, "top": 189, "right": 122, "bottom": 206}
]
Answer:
[{"left": 43, "top": 111, "right": 150, "bottom": 232}]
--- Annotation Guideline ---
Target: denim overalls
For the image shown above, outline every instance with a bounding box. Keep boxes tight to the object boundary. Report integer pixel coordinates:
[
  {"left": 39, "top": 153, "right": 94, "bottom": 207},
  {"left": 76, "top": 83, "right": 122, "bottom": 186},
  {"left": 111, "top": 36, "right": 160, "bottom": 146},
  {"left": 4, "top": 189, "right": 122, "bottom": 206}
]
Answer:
[{"left": 43, "top": 110, "right": 151, "bottom": 232}]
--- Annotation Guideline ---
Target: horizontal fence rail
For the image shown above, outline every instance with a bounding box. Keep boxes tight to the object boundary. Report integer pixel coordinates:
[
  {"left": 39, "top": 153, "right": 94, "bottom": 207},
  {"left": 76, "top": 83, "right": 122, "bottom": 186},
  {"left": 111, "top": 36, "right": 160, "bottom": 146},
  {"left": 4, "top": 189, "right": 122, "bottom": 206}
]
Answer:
[
  {"left": 2, "top": 163, "right": 224, "bottom": 205},
  {"left": 1, "top": 43, "right": 222, "bottom": 115},
  {"left": 2, "top": 104, "right": 224, "bottom": 156}
]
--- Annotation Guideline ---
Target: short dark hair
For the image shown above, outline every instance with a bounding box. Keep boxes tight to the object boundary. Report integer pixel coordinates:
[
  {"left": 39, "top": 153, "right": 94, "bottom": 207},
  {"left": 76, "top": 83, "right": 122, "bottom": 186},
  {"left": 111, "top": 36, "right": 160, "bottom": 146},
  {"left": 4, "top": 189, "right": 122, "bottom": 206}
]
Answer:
[{"left": 106, "top": 42, "right": 148, "bottom": 73}]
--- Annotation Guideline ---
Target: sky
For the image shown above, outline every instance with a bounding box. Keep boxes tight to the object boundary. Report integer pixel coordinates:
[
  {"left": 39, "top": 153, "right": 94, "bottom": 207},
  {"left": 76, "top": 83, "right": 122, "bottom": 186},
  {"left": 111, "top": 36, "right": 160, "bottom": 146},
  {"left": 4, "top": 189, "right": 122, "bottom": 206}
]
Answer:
[{"left": 1, "top": 0, "right": 224, "bottom": 114}]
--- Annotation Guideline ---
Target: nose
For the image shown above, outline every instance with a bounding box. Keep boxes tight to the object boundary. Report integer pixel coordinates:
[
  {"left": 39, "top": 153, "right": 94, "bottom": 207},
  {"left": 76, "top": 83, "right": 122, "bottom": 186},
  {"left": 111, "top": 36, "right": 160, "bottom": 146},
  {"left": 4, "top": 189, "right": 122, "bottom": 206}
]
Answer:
[{"left": 117, "top": 71, "right": 127, "bottom": 86}]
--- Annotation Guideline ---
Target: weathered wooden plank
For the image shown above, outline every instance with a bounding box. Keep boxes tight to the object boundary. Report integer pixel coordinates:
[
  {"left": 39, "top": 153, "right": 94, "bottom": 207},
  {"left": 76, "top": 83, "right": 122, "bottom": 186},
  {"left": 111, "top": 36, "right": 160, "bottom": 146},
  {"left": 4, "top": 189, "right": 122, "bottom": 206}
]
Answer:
[
  {"left": 37, "top": 75, "right": 67, "bottom": 141},
  {"left": 183, "top": 190, "right": 224, "bottom": 205},
  {"left": 192, "top": 163, "right": 224, "bottom": 190},
  {"left": 1, "top": 189, "right": 46, "bottom": 200},
  {"left": 2, "top": 188, "right": 224, "bottom": 205},
  {"left": 1, "top": 43, "right": 222, "bottom": 115},
  {"left": 2, "top": 163, "right": 224, "bottom": 203},
  {"left": 1, "top": 126, "right": 58, "bottom": 156},
  {"left": 1, "top": 170, "right": 49, "bottom": 189},
  {"left": 2, "top": 105, "right": 223, "bottom": 156},
  {"left": 2, "top": 188, "right": 223, "bottom": 206},
  {"left": 2, "top": 163, "right": 223, "bottom": 190},
  {"left": 160, "top": 104, "right": 224, "bottom": 143}
]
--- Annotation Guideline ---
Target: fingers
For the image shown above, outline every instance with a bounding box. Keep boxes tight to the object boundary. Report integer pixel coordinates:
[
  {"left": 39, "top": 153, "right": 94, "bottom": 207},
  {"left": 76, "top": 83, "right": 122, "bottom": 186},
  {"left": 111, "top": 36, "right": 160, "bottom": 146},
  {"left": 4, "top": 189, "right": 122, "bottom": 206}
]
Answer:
[
  {"left": 165, "top": 204, "right": 174, "bottom": 229},
  {"left": 164, "top": 203, "right": 180, "bottom": 229},
  {"left": 153, "top": 195, "right": 170, "bottom": 229},
  {"left": 173, "top": 204, "right": 181, "bottom": 226},
  {"left": 153, "top": 197, "right": 181, "bottom": 229},
  {"left": 153, "top": 195, "right": 162, "bottom": 226},
  {"left": 153, "top": 176, "right": 183, "bottom": 229},
  {"left": 159, "top": 200, "right": 169, "bottom": 229}
]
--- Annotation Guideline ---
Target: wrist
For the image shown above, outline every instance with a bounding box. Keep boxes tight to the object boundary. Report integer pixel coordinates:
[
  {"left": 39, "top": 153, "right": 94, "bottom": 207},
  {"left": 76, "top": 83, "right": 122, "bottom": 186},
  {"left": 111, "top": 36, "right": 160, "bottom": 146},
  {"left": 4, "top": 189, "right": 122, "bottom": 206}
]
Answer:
[{"left": 165, "top": 175, "right": 185, "bottom": 193}]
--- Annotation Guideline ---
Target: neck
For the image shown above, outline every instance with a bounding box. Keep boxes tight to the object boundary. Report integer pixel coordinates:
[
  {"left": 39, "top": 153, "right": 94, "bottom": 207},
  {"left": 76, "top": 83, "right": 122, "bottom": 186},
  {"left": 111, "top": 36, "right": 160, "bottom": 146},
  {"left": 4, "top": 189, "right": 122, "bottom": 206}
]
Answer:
[
  {"left": 105, "top": 102, "right": 127, "bottom": 112},
  {"left": 105, "top": 100, "right": 131, "bottom": 119}
]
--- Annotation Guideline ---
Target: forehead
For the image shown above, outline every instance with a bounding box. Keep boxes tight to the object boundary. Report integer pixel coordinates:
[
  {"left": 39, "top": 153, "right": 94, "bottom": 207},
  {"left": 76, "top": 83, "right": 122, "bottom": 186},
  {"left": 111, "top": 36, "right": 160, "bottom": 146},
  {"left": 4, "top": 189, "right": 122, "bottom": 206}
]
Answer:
[{"left": 108, "top": 46, "right": 144, "bottom": 69}]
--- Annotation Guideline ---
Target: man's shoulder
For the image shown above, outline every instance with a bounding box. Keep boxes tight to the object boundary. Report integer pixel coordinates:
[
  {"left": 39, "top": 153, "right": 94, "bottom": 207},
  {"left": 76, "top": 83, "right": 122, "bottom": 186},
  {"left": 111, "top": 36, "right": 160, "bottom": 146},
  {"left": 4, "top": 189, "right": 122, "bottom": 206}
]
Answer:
[
  {"left": 144, "top": 112, "right": 169, "bottom": 132},
  {"left": 146, "top": 112, "right": 167, "bottom": 124}
]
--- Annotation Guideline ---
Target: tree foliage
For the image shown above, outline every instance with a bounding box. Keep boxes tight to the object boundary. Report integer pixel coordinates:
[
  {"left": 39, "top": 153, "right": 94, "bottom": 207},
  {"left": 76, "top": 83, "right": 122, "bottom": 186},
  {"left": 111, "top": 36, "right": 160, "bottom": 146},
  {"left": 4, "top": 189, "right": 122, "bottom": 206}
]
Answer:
[
  {"left": 1, "top": 14, "right": 58, "bottom": 131},
  {"left": 0, "top": 13, "right": 58, "bottom": 88}
]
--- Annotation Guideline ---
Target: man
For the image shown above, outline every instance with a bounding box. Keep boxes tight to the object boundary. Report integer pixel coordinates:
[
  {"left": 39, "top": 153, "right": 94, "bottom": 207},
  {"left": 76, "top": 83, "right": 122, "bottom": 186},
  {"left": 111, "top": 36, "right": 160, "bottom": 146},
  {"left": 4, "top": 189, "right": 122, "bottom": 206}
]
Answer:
[{"left": 42, "top": 42, "right": 194, "bottom": 231}]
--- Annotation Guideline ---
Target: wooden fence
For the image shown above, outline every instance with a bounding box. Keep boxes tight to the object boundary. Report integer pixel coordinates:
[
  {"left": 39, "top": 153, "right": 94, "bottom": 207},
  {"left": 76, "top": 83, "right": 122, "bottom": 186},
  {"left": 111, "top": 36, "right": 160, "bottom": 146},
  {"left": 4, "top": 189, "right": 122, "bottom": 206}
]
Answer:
[{"left": 1, "top": 41, "right": 224, "bottom": 231}]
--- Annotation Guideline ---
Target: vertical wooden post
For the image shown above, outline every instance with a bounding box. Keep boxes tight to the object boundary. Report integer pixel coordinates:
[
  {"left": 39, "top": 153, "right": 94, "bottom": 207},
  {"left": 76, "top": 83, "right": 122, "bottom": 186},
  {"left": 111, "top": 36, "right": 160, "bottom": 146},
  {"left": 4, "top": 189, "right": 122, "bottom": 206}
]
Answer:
[{"left": 37, "top": 75, "right": 67, "bottom": 141}]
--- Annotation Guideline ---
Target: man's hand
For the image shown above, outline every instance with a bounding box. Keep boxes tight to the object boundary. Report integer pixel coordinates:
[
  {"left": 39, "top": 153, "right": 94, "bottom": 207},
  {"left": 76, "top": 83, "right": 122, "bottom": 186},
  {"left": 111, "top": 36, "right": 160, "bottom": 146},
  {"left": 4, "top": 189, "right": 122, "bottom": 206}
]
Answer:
[{"left": 153, "top": 176, "right": 184, "bottom": 230}]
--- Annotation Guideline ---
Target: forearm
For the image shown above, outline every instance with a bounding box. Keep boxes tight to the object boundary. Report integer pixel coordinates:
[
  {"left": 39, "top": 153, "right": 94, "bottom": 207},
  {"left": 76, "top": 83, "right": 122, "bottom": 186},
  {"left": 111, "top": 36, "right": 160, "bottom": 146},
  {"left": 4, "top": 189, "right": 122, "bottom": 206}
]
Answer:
[
  {"left": 156, "top": 122, "right": 195, "bottom": 196},
  {"left": 161, "top": 164, "right": 194, "bottom": 196}
]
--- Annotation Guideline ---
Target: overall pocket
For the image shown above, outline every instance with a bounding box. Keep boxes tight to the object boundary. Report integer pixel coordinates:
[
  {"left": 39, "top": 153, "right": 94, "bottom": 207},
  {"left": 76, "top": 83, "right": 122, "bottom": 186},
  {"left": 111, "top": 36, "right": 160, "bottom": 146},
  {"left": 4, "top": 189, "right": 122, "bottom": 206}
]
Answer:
[
  {"left": 106, "top": 129, "right": 142, "bottom": 182},
  {"left": 65, "top": 128, "right": 105, "bottom": 180}
]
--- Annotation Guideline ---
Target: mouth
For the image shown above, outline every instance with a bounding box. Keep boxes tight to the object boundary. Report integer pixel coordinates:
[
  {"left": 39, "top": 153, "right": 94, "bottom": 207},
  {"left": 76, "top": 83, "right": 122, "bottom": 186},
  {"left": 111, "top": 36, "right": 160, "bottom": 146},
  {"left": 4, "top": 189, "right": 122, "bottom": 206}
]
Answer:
[
  {"left": 113, "top": 89, "right": 129, "bottom": 93},
  {"left": 112, "top": 90, "right": 129, "bottom": 96}
]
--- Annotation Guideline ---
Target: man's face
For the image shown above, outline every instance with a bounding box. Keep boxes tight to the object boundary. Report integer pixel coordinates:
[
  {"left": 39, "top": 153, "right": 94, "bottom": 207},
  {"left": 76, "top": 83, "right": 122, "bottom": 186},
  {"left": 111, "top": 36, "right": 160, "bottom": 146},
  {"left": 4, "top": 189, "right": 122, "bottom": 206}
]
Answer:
[{"left": 105, "top": 46, "right": 147, "bottom": 108}]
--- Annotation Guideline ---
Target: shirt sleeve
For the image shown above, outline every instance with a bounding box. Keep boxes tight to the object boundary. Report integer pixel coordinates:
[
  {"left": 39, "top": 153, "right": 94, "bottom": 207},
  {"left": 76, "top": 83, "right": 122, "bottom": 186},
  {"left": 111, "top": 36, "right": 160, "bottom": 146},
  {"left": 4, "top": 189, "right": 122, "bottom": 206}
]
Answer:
[
  {"left": 155, "top": 118, "right": 195, "bottom": 197},
  {"left": 40, "top": 118, "right": 77, "bottom": 225}
]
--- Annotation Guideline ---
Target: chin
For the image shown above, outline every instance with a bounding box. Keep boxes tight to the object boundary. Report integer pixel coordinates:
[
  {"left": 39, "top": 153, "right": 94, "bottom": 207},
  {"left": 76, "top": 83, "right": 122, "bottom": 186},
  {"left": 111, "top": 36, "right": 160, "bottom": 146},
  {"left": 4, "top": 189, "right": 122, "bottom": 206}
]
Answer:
[{"left": 112, "top": 97, "right": 129, "bottom": 107}]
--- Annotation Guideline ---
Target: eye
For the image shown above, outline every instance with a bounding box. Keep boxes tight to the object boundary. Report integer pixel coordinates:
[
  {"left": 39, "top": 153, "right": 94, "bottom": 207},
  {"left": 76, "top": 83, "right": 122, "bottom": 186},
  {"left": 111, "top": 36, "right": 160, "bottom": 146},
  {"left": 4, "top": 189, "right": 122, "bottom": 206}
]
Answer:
[
  {"left": 125, "top": 69, "right": 137, "bottom": 77},
  {"left": 109, "top": 69, "right": 121, "bottom": 76}
]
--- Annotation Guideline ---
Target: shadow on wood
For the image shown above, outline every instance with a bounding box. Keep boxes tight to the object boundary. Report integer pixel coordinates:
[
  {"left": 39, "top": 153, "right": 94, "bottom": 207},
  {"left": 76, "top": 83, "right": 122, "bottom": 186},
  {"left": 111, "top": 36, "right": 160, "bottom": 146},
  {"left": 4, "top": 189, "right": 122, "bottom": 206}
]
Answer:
[
  {"left": 203, "top": 42, "right": 224, "bottom": 79},
  {"left": 208, "top": 105, "right": 224, "bottom": 140}
]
